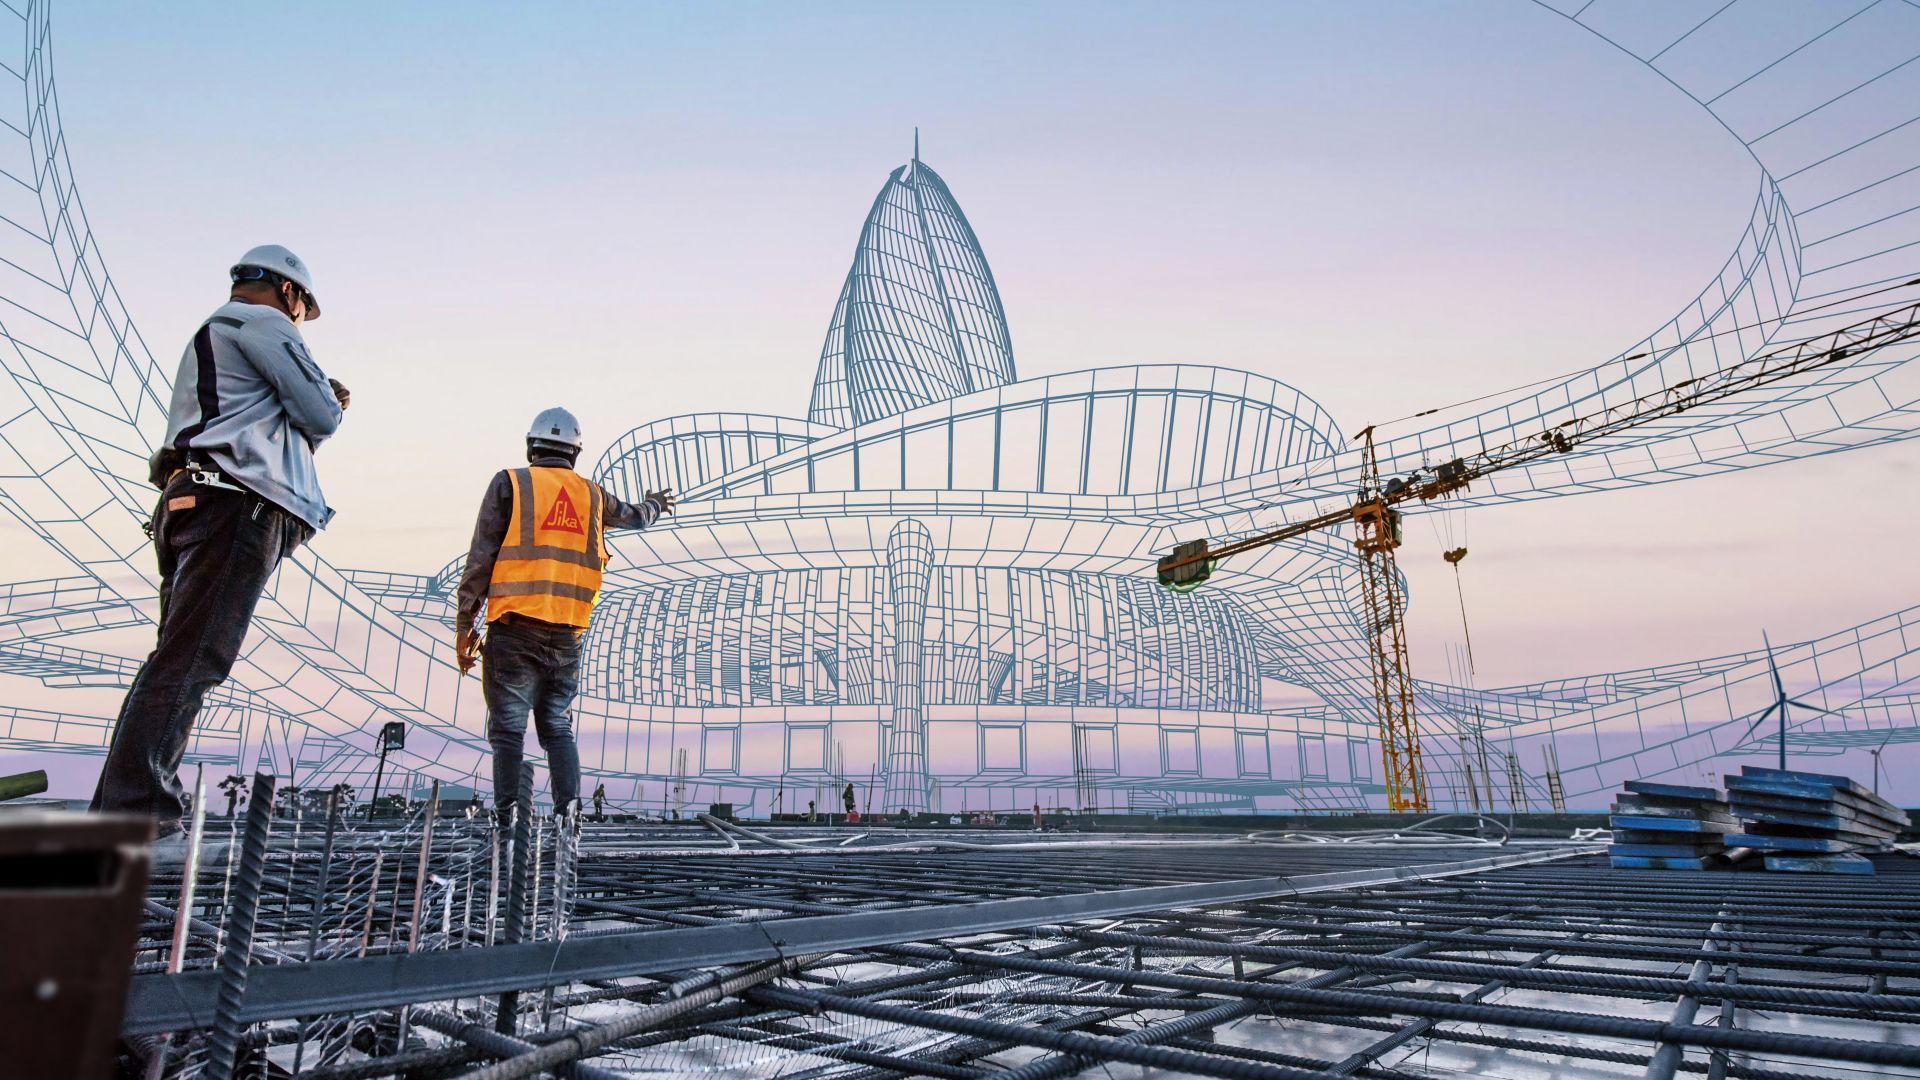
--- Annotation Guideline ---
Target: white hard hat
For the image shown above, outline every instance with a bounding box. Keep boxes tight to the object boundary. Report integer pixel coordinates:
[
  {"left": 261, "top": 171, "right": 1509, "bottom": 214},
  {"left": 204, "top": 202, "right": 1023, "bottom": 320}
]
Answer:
[
  {"left": 527, "top": 407, "right": 583, "bottom": 451},
  {"left": 231, "top": 244, "right": 320, "bottom": 320}
]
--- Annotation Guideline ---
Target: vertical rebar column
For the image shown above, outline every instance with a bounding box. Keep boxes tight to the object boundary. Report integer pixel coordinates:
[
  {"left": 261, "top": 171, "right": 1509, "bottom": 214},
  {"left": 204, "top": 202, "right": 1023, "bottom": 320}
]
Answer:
[
  {"left": 395, "top": 780, "right": 440, "bottom": 1050},
  {"left": 539, "top": 812, "right": 578, "bottom": 1029},
  {"left": 205, "top": 771, "right": 276, "bottom": 1079},
  {"left": 486, "top": 820, "right": 500, "bottom": 946},
  {"left": 358, "top": 850, "right": 384, "bottom": 957},
  {"left": 292, "top": 785, "right": 344, "bottom": 1074},
  {"left": 496, "top": 762, "right": 535, "bottom": 1034},
  {"left": 882, "top": 519, "right": 933, "bottom": 815}
]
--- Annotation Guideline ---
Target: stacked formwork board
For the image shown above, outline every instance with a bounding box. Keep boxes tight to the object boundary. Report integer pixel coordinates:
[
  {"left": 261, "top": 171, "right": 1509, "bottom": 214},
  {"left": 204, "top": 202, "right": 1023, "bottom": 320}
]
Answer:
[
  {"left": 1608, "top": 781, "right": 1733, "bottom": 870},
  {"left": 1725, "top": 765, "right": 1910, "bottom": 874},
  {"left": 1606, "top": 767, "right": 1911, "bottom": 874}
]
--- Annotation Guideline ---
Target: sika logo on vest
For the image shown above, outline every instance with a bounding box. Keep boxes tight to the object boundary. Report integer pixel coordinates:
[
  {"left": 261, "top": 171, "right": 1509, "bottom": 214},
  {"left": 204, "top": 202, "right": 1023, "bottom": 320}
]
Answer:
[{"left": 542, "top": 487, "right": 586, "bottom": 534}]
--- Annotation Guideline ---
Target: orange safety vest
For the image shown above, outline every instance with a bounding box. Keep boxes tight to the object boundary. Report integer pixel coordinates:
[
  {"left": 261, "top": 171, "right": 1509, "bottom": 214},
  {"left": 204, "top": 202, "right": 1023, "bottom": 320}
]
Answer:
[{"left": 487, "top": 467, "right": 606, "bottom": 629}]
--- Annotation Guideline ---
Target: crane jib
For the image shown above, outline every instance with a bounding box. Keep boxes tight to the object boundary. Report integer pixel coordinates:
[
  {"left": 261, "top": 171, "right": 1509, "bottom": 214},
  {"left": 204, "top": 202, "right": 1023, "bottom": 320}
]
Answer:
[{"left": 1153, "top": 297, "right": 1920, "bottom": 585}]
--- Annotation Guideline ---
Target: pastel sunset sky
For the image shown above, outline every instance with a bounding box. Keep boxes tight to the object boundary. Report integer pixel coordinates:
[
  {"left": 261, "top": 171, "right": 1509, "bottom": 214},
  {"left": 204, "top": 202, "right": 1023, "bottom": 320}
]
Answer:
[{"left": 8, "top": 2, "right": 1917, "bottom": 798}]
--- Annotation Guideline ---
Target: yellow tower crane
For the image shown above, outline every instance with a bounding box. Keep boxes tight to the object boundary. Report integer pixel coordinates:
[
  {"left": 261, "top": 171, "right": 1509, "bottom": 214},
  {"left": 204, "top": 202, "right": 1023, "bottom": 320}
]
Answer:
[{"left": 1155, "top": 290, "right": 1920, "bottom": 811}]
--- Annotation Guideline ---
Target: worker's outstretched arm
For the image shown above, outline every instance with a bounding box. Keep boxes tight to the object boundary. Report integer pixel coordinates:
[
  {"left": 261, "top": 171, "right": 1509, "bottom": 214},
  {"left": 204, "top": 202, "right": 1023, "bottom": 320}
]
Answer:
[
  {"left": 237, "top": 317, "right": 345, "bottom": 442},
  {"left": 601, "top": 485, "right": 674, "bottom": 531},
  {"left": 454, "top": 471, "right": 514, "bottom": 671}
]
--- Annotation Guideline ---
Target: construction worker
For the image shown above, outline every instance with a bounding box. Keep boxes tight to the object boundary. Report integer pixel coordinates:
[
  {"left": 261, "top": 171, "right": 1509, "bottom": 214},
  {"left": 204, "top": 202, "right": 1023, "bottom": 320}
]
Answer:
[
  {"left": 91, "top": 246, "right": 344, "bottom": 848},
  {"left": 455, "top": 408, "right": 673, "bottom": 821}
]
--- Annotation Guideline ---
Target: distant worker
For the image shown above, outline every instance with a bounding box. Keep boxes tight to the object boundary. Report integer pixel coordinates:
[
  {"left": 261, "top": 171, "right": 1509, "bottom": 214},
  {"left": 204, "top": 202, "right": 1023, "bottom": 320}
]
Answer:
[
  {"left": 91, "top": 246, "right": 344, "bottom": 849},
  {"left": 455, "top": 408, "right": 673, "bottom": 821},
  {"left": 807, "top": 799, "right": 817, "bottom": 823},
  {"left": 592, "top": 782, "right": 607, "bottom": 820},
  {"left": 842, "top": 783, "right": 856, "bottom": 817}
]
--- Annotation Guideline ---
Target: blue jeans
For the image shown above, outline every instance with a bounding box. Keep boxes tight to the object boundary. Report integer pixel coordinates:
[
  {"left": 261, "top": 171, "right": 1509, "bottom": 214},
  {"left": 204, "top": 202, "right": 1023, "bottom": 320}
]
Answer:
[
  {"left": 91, "top": 473, "right": 310, "bottom": 831},
  {"left": 483, "top": 618, "right": 583, "bottom": 816}
]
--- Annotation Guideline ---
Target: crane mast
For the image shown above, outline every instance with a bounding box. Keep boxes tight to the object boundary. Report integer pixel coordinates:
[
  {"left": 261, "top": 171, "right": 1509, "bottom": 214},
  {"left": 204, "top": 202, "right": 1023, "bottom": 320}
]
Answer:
[
  {"left": 1352, "top": 427, "right": 1427, "bottom": 809},
  {"left": 1155, "top": 292, "right": 1920, "bottom": 810}
]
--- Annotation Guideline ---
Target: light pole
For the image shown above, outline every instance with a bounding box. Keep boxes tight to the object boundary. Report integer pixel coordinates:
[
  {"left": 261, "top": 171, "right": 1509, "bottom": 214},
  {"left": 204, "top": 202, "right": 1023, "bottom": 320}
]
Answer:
[{"left": 365, "top": 721, "right": 406, "bottom": 821}]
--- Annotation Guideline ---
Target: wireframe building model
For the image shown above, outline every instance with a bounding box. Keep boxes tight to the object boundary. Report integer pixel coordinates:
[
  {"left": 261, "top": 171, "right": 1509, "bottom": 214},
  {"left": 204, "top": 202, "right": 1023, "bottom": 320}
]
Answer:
[{"left": 2, "top": 1, "right": 1919, "bottom": 813}]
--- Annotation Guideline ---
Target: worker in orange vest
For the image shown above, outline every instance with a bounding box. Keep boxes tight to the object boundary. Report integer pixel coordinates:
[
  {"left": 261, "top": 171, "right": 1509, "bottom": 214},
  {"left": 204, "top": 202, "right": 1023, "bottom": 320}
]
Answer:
[{"left": 454, "top": 407, "right": 673, "bottom": 820}]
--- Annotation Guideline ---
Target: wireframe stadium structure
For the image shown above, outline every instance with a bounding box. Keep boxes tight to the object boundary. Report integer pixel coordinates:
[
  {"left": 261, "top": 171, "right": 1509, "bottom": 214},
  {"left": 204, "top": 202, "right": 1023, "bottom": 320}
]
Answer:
[{"left": 2, "top": 0, "right": 1919, "bottom": 815}]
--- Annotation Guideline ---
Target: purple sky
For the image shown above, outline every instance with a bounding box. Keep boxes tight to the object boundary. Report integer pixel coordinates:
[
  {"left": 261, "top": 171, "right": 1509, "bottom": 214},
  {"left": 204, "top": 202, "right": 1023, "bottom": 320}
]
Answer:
[{"left": 6, "top": 2, "right": 1917, "bottom": 799}]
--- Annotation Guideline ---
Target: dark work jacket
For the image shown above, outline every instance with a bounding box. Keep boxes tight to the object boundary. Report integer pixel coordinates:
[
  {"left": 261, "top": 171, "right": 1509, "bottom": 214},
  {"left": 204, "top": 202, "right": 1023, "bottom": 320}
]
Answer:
[{"left": 454, "top": 454, "right": 662, "bottom": 636}]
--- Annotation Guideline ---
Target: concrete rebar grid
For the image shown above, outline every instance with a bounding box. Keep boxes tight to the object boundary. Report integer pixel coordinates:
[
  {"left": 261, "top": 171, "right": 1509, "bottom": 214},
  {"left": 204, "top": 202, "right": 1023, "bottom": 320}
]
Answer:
[{"left": 119, "top": 824, "right": 1920, "bottom": 1078}]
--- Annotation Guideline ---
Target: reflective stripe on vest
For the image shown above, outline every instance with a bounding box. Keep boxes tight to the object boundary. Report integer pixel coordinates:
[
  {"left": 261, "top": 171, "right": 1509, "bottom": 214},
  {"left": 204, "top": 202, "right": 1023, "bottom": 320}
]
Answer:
[{"left": 487, "top": 467, "right": 606, "bottom": 629}]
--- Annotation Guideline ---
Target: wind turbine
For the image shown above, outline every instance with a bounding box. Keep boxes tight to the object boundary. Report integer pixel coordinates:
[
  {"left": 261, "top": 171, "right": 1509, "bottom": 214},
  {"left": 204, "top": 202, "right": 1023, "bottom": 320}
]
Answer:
[
  {"left": 1868, "top": 732, "right": 1894, "bottom": 796},
  {"left": 1742, "top": 631, "right": 1845, "bottom": 770}
]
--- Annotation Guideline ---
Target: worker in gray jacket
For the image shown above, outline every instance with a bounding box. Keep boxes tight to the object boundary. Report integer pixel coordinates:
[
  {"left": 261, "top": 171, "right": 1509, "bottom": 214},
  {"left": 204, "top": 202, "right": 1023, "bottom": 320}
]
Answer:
[{"left": 91, "top": 246, "right": 348, "bottom": 845}]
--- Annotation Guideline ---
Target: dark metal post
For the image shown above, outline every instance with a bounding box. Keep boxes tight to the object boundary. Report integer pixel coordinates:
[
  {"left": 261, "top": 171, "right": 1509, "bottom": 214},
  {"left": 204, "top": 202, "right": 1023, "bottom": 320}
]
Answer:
[
  {"left": 367, "top": 739, "right": 390, "bottom": 822},
  {"left": 495, "top": 762, "right": 535, "bottom": 1034},
  {"left": 367, "top": 721, "right": 406, "bottom": 822},
  {"left": 205, "top": 771, "right": 276, "bottom": 1079}
]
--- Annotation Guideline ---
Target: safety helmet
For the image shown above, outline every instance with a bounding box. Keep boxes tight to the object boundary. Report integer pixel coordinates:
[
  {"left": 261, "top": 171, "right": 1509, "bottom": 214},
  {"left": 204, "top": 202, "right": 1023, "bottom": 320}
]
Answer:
[
  {"left": 527, "top": 407, "right": 584, "bottom": 452},
  {"left": 230, "top": 245, "right": 320, "bottom": 320}
]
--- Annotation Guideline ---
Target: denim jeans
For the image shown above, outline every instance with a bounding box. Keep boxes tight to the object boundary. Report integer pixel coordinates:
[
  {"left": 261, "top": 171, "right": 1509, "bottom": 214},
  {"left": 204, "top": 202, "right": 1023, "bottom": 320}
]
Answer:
[
  {"left": 90, "top": 472, "right": 309, "bottom": 832},
  {"left": 483, "top": 618, "right": 583, "bottom": 816}
]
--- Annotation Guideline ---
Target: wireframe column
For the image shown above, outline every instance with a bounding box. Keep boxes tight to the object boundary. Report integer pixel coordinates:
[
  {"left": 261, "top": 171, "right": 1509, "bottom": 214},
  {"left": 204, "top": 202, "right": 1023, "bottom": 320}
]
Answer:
[{"left": 882, "top": 519, "right": 934, "bottom": 814}]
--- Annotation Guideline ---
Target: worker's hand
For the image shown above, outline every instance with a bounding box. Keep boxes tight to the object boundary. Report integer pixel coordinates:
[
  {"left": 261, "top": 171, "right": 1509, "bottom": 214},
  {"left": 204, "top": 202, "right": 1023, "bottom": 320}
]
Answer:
[
  {"left": 647, "top": 488, "right": 676, "bottom": 517},
  {"left": 455, "top": 629, "right": 480, "bottom": 675},
  {"left": 329, "top": 378, "right": 352, "bottom": 411}
]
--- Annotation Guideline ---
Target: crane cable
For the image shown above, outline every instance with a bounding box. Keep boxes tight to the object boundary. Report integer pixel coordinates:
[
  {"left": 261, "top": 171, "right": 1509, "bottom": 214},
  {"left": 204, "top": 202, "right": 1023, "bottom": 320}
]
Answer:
[
  {"left": 1372, "top": 276, "right": 1920, "bottom": 432},
  {"left": 1444, "top": 544, "right": 1476, "bottom": 679},
  {"left": 1431, "top": 505, "right": 1475, "bottom": 678}
]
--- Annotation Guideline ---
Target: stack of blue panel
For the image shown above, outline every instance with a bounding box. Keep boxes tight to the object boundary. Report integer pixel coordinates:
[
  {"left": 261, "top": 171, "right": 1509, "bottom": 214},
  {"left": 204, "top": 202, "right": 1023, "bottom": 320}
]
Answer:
[
  {"left": 1608, "top": 780, "right": 1734, "bottom": 870},
  {"left": 1724, "top": 766, "right": 1908, "bottom": 875}
]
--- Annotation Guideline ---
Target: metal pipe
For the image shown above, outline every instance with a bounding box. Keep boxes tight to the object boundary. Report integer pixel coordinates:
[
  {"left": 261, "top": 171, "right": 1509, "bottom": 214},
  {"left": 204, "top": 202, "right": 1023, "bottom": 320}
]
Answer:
[
  {"left": 142, "top": 767, "right": 209, "bottom": 1080},
  {"left": 0, "top": 767, "right": 48, "bottom": 801},
  {"left": 412, "top": 1008, "right": 625, "bottom": 1080},
  {"left": 461, "top": 954, "right": 816, "bottom": 1080}
]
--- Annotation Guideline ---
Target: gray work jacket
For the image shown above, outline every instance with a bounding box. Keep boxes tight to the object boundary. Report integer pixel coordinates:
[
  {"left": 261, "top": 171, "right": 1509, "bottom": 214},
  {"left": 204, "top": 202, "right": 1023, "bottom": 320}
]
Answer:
[{"left": 161, "top": 300, "right": 342, "bottom": 529}]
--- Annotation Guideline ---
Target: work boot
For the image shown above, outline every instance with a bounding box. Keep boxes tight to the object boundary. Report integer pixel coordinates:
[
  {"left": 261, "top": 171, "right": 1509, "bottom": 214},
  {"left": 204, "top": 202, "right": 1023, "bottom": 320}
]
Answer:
[{"left": 148, "top": 829, "right": 230, "bottom": 871}]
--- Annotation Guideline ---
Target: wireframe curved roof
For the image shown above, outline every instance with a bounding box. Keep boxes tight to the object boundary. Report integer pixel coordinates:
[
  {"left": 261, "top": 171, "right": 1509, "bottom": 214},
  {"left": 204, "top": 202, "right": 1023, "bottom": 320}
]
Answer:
[
  {"left": 1, "top": 3, "right": 1918, "bottom": 811},
  {"left": 807, "top": 150, "right": 1018, "bottom": 429}
]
